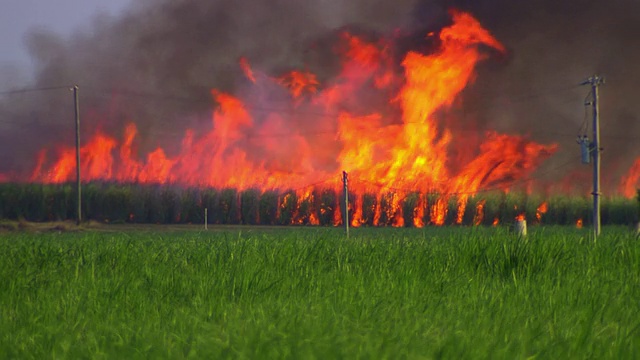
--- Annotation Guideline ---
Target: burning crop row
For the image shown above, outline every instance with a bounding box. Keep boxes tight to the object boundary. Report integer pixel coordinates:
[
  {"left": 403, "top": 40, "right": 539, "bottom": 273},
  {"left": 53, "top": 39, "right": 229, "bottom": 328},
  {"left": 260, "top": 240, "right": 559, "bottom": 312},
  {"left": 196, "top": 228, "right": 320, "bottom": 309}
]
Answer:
[
  {"left": 23, "top": 12, "right": 558, "bottom": 217},
  {"left": 4, "top": 10, "right": 639, "bottom": 220},
  {"left": 1, "top": 183, "right": 636, "bottom": 227}
]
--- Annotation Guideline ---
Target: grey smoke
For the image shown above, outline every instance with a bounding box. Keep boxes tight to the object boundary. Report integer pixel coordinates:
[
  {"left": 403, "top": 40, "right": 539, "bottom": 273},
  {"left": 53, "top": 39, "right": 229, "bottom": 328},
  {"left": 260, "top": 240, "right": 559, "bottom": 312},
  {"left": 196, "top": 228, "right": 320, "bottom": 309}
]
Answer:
[
  {"left": 0, "top": 0, "right": 638, "bottom": 193},
  {"left": 447, "top": 0, "right": 640, "bottom": 193}
]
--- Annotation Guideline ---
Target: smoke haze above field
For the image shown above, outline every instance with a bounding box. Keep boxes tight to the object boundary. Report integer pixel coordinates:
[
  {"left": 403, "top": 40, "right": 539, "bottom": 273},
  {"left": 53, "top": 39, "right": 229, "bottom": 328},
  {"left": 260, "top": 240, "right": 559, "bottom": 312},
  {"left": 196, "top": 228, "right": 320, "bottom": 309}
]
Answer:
[{"left": 1, "top": 0, "right": 639, "bottom": 192}]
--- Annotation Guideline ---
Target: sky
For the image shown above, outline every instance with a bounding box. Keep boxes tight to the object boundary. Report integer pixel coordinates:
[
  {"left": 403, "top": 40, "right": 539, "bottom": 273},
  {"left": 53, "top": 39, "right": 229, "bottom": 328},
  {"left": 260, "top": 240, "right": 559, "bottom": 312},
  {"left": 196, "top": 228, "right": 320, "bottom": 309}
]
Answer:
[{"left": 0, "top": 0, "right": 131, "bottom": 80}]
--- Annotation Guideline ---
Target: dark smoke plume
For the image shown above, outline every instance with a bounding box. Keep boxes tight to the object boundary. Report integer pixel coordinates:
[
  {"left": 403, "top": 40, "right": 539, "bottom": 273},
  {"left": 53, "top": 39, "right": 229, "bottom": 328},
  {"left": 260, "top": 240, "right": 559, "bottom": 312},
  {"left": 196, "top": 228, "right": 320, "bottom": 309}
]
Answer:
[
  {"left": 1, "top": 0, "right": 638, "bottom": 193},
  {"left": 444, "top": 0, "right": 640, "bottom": 192}
]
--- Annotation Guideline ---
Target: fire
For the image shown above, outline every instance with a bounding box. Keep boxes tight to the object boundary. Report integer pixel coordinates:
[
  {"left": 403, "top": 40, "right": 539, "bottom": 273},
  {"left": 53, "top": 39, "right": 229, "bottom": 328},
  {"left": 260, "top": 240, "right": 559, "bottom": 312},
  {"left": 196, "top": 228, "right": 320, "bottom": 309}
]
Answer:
[
  {"left": 24, "top": 11, "right": 562, "bottom": 225},
  {"left": 621, "top": 158, "right": 640, "bottom": 198},
  {"left": 351, "top": 194, "right": 364, "bottom": 227},
  {"left": 473, "top": 200, "right": 486, "bottom": 226},
  {"left": 413, "top": 194, "right": 427, "bottom": 228},
  {"left": 279, "top": 70, "right": 319, "bottom": 99},
  {"left": 388, "top": 193, "right": 404, "bottom": 227},
  {"left": 239, "top": 57, "right": 256, "bottom": 83},
  {"left": 576, "top": 218, "right": 583, "bottom": 229},
  {"left": 535, "top": 202, "right": 548, "bottom": 222},
  {"left": 430, "top": 198, "right": 448, "bottom": 226},
  {"left": 515, "top": 213, "right": 526, "bottom": 222}
]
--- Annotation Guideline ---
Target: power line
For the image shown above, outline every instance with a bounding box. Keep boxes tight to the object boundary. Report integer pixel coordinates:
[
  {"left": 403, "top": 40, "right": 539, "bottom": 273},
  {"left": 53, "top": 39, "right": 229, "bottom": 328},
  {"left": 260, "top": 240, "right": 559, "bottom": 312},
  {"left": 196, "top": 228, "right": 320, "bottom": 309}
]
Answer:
[
  {"left": 0, "top": 85, "right": 72, "bottom": 96},
  {"left": 272, "top": 176, "right": 340, "bottom": 197},
  {"left": 7, "top": 111, "right": 636, "bottom": 143},
  {"left": 501, "top": 84, "right": 583, "bottom": 103},
  {"left": 1, "top": 82, "right": 622, "bottom": 142},
  {"left": 4, "top": 82, "right": 637, "bottom": 190},
  {"left": 80, "top": 82, "right": 585, "bottom": 123}
]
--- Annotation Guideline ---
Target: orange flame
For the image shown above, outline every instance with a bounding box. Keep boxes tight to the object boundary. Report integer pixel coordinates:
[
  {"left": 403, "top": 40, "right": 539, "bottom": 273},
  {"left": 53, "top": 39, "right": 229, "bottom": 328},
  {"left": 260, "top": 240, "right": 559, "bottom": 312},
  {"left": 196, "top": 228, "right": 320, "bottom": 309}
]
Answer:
[
  {"left": 621, "top": 158, "right": 640, "bottom": 198},
  {"left": 279, "top": 70, "right": 319, "bottom": 99},
  {"left": 239, "top": 57, "right": 256, "bottom": 83},
  {"left": 413, "top": 194, "right": 427, "bottom": 228},
  {"left": 351, "top": 194, "right": 364, "bottom": 227},
  {"left": 25, "top": 11, "right": 562, "bottom": 226},
  {"left": 535, "top": 201, "right": 548, "bottom": 222},
  {"left": 473, "top": 199, "right": 486, "bottom": 226},
  {"left": 430, "top": 198, "right": 448, "bottom": 226},
  {"left": 576, "top": 218, "right": 583, "bottom": 229}
]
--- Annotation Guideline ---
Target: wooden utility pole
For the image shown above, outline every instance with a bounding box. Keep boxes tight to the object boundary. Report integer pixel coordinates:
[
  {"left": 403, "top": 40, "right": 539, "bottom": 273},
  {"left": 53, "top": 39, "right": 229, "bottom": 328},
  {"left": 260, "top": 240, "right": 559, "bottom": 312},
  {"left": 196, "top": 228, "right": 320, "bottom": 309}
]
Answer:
[
  {"left": 343, "top": 171, "right": 349, "bottom": 238},
  {"left": 73, "top": 85, "right": 81, "bottom": 225},
  {"left": 581, "top": 75, "right": 604, "bottom": 238}
]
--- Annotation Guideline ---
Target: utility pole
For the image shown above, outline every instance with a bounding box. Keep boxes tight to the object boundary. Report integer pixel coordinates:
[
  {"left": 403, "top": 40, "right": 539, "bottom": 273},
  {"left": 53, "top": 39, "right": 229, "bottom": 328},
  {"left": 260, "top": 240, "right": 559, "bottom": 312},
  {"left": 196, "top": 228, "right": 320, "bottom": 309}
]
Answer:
[
  {"left": 342, "top": 171, "right": 349, "bottom": 238},
  {"left": 581, "top": 75, "right": 604, "bottom": 238},
  {"left": 73, "top": 85, "right": 81, "bottom": 225}
]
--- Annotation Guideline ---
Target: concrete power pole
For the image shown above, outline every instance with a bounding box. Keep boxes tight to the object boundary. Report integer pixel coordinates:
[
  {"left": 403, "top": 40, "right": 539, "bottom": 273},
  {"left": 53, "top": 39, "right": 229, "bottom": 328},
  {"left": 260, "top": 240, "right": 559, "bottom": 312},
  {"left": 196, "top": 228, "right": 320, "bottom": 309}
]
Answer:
[
  {"left": 73, "top": 85, "right": 81, "bottom": 225},
  {"left": 581, "top": 75, "right": 604, "bottom": 238}
]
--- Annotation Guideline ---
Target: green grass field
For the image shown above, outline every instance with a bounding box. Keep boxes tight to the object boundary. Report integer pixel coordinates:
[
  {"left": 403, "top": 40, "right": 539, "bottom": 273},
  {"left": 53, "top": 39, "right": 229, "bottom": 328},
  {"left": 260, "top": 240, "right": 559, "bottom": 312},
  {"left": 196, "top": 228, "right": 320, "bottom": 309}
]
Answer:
[{"left": 1, "top": 226, "right": 639, "bottom": 359}]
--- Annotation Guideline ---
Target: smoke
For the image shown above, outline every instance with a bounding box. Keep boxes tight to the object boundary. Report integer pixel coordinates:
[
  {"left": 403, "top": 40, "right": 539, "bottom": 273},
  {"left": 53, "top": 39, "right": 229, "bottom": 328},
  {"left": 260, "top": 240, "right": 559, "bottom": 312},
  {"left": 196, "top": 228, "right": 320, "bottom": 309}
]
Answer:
[
  {"left": 1, "top": 0, "right": 638, "bottom": 192},
  {"left": 0, "top": 0, "right": 424, "bottom": 174},
  {"left": 443, "top": 0, "right": 640, "bottom": 191}
]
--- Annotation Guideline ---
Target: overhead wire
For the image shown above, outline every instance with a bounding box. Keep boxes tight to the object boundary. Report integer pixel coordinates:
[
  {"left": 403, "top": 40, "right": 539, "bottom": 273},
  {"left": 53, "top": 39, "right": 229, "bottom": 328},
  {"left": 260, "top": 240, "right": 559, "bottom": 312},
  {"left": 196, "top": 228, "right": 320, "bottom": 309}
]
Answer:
[
  {"left": 20, "top": 80, "right": 579, "bottom": 115},
  {"left": 2, "top": 81, "right": 638, "bottom": 191},
  {"left": 271, "top": 176, "right": 340, "bottom": 197},
  {"left": 0, "top": 85, "right": 72, "bottom": 96},
  {"left": 2, "top": 82, "right": 639, "bottom": 142}
]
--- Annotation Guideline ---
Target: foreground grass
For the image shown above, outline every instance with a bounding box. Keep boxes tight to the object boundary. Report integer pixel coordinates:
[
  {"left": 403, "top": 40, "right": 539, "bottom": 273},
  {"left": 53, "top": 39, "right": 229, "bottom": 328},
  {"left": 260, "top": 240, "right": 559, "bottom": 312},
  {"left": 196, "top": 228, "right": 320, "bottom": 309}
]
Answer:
[{"left": 1, "top": 226, "right": 639, "bottom": 359}]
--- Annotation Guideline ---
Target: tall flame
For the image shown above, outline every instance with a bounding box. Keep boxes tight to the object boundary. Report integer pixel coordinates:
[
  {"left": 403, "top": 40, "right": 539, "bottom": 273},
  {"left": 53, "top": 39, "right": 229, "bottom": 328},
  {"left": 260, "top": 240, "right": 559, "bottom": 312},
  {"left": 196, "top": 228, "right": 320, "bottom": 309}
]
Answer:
[
  {"left": 621, "top": 158, "right": 640, "bottom": 198},
  {"left": 24, "top": 11, "right": 566, "bottom": 225}
]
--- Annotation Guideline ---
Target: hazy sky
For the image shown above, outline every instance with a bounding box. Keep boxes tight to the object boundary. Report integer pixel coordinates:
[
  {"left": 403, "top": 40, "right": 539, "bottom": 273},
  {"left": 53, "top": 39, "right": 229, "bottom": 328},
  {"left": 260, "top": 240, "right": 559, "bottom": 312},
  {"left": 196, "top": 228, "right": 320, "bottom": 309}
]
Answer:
[{"left": 0, "top": 0, "right": 131, "bottom": 74}]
